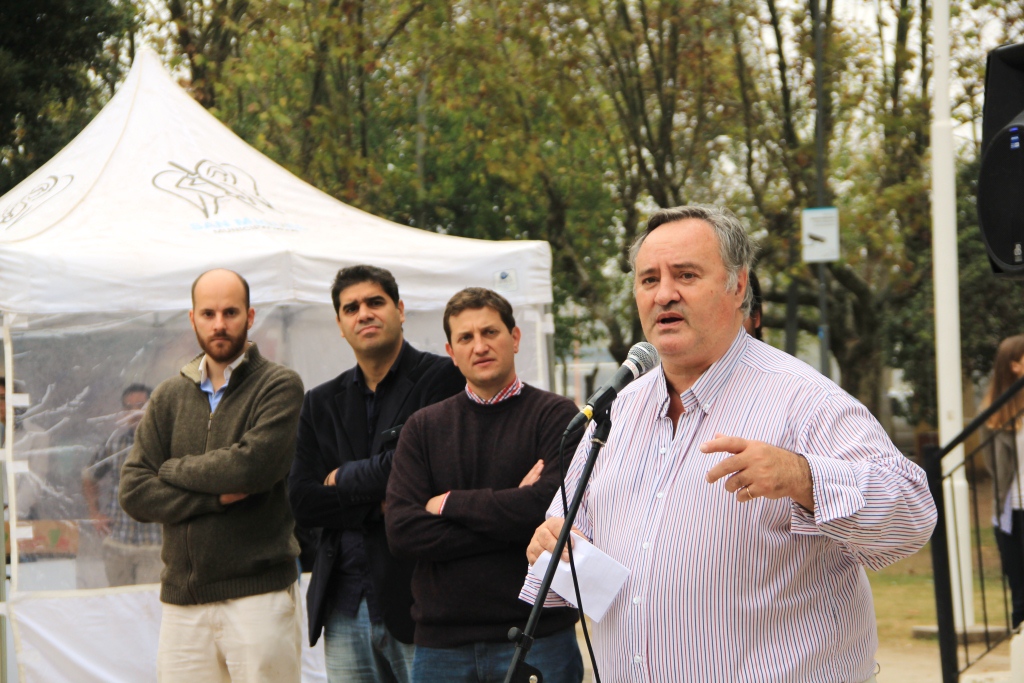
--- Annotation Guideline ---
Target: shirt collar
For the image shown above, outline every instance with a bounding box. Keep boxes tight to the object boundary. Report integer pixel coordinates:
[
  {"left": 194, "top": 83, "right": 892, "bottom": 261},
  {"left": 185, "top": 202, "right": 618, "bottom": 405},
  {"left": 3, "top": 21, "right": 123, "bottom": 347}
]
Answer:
[
  {"left": 653, "top": 328, "right": 749, "bottom": 417},
  {"left": 199, "top": 344, "right": 249, "bottom": 386},
  {"left": 465, "top": 375, "right": 523, "bottom": 405}
]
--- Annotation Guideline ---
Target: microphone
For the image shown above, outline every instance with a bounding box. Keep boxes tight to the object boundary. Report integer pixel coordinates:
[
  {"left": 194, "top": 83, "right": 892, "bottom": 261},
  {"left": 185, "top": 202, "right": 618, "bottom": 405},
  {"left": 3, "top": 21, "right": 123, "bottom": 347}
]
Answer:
[{"left": 565, "top": 342, "right": 660, "bottom": 434}]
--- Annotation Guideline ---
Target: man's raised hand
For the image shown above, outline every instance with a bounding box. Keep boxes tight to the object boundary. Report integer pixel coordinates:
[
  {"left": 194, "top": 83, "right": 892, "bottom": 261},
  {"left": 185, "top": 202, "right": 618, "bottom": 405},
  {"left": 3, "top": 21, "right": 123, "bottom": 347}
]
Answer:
[{"left": 703, "top": 433, "right": 814, "bottom": 511}]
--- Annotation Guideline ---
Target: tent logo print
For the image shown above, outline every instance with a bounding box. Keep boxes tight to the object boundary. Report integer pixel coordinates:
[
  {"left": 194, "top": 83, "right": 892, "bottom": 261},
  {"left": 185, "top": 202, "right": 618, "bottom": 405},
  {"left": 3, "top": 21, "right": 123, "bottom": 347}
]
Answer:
[
  {"left": 1, "top": 175, "right": 74, "bottom": 230},
  {"left": 153, "top": 160, "right": 274, "bottom": 218}
]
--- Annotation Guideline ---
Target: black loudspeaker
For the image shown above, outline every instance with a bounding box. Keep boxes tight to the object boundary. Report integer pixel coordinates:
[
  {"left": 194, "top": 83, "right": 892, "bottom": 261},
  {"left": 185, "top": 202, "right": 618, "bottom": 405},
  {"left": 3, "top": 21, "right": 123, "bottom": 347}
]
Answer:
[{"left": 979, "top": 42, "right": 1024, "bottom": 277}]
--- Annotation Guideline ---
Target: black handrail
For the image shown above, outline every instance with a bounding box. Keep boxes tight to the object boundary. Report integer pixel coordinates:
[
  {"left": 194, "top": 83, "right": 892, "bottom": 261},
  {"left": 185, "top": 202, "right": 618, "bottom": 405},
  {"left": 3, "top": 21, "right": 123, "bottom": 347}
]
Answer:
[
  {"left": 927, "top": 373, "right": 1024, "bottom": 683},
  {"left": 925, "top": 444, "right": 959, "bottom": 682}
]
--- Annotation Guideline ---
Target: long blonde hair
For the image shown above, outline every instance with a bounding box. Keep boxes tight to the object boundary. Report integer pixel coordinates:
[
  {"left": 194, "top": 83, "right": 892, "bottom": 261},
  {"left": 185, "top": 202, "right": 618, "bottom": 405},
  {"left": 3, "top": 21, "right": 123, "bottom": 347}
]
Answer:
[{"left": 985, "top": 335, "right": 1024, "bottom": 430}]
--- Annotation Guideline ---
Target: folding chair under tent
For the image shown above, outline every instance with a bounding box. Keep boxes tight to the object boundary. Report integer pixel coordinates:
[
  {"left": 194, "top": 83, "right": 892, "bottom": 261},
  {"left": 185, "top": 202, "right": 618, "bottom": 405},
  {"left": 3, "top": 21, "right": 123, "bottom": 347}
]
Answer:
[{"left": 0, "top": 49, "right": 555, "bottom": 683}]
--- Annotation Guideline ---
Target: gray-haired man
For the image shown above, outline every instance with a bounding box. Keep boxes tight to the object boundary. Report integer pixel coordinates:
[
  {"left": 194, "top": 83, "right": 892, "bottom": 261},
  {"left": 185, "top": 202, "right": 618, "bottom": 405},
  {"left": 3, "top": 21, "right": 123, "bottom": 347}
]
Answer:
[{"left": 525, "top": 205, "right": 935, "bottom": 682}]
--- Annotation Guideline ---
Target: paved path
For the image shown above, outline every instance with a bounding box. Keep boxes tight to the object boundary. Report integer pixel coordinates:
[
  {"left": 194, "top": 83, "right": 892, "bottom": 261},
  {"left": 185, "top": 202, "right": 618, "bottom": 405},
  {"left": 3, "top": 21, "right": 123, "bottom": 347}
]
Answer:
[{"left": 573, "top": 624, "right": 1013, "bottom": 681}]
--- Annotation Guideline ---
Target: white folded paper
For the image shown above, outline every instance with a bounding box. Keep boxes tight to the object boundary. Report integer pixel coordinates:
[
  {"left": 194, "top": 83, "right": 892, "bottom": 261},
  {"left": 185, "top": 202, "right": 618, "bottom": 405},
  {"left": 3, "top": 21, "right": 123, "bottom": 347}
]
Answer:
[{"left": 528, "top": 534, "right": 630, "bottom": 623}]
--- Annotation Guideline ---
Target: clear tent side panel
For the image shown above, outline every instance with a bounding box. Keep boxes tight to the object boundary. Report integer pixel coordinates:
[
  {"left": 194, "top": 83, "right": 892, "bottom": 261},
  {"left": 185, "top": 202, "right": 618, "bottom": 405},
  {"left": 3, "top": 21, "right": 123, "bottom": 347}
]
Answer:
[{"left": 1, "top": 302, "right": 549, "bottom": 593}]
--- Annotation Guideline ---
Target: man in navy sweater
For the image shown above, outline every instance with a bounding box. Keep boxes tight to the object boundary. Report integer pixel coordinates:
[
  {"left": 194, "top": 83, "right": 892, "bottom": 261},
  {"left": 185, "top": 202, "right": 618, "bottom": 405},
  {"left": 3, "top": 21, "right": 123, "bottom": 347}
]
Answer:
[{"left": 386, "top": 288, "right": 582, "bottom": 683}]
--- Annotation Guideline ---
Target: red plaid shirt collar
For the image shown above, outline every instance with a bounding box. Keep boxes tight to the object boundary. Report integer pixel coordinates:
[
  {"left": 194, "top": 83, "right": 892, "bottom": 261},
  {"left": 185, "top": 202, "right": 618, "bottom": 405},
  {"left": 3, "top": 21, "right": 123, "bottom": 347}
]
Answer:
[{"left": 465, "top": 376, "right": 523, "bottom": 405}]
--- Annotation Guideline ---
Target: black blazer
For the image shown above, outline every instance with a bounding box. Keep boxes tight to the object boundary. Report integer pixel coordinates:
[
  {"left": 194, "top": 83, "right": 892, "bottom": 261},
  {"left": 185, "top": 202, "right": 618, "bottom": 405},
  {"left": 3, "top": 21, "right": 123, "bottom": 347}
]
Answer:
[{"left": 288, "top": 342, "right": 465, "bottom": 645}]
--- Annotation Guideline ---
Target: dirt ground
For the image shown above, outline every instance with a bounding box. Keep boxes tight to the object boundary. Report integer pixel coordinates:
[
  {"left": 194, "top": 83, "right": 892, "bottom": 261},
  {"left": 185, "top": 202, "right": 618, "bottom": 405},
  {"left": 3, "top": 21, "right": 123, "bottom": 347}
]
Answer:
[{"left": 876, "top": 639, "right": 1011, "bottom": 682}]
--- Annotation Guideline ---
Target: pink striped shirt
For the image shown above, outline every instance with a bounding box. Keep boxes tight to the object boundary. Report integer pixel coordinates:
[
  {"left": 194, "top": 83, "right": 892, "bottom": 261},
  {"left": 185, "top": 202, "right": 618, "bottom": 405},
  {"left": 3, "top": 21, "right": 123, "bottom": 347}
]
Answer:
[
  {"left": 520, "top": 330, "right": 936, "bottom": 682},
  {"left": 465, "top": 375, "right": 523, "bottom": 405}
]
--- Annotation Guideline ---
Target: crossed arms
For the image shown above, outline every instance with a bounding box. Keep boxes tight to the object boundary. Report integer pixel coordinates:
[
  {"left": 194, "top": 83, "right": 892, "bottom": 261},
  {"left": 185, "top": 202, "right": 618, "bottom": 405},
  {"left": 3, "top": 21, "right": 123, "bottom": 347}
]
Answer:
[{"left": 119, "top": 371, "right": 303, "bottom": 525}]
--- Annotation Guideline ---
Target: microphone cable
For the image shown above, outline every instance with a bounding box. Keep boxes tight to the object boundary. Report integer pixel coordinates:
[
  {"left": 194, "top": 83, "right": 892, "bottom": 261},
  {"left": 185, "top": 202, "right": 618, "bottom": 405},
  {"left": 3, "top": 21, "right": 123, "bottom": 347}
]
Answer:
[{"left": 557, "top": 426, "right": 602, "bottom": 683}]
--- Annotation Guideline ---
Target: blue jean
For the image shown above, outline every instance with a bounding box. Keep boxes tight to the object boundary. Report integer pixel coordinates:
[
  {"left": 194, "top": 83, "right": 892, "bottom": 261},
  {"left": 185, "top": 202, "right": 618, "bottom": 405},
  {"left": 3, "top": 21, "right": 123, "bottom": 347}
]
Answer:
[
  {"left": 412, "top": 626, "right": 583, "bottom": 683},
  {"left": 323, "top": 598, "right": 414, "bottom": 683}
]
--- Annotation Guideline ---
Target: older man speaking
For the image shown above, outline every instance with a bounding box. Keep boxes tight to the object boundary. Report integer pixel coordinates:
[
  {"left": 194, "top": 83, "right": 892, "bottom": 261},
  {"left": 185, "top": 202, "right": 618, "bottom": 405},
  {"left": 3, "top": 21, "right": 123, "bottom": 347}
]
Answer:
[{"left": 524, "top": 205, "right": 936, "bottom": 683}]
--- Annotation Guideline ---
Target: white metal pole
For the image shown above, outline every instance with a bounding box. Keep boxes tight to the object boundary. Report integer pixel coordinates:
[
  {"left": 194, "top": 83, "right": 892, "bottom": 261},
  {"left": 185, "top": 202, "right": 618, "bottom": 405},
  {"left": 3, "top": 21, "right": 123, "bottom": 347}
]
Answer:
[{"left": 931, "top": 0, "right": 974, "bottom": 628}]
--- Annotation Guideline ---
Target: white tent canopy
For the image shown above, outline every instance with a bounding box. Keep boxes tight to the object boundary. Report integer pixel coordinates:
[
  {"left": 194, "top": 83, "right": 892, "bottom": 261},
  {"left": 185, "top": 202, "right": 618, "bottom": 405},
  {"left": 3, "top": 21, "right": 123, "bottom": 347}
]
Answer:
[
  {"left": 0, "top": 49, "right": 556, "bottom": 683},
  {"left": 0, "top": 49, "right": 552, "bottom": 316}
]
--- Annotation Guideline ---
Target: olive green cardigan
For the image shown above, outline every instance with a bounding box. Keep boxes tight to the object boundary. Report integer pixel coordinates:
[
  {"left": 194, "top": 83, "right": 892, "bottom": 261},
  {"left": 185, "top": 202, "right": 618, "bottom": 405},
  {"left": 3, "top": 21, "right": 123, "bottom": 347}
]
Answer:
[{"left": 120, "top": 343, "right": 303, "bottom": 605}]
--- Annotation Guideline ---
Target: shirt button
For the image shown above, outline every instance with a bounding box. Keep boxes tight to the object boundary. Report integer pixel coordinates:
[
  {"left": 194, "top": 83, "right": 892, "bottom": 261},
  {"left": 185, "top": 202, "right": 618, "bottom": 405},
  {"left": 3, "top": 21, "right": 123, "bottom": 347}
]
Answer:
[
  {"left": 703, "top": 403, "right": 711, "bottom": 411},
  {"left": 634, "top": 655, "right": 643, "bottom": 664},
  {"left": 656, "top": 491, "right": 665, "bottom": 499},
  {"left": 659, "top": 447, "right": 666, "bottom": 454},
  {"left": 642, "top": 542, "right": 650, "bottom": 550},
  {"left": 632, "top": 596, "right": 642, "bottom": 604}
]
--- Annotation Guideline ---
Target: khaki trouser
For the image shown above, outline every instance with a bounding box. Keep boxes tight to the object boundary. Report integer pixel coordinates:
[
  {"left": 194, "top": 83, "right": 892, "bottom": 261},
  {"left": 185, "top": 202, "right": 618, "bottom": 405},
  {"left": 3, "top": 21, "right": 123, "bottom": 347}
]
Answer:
[{"left": 157, "top": 582, "right": 302, "bottom": 683}]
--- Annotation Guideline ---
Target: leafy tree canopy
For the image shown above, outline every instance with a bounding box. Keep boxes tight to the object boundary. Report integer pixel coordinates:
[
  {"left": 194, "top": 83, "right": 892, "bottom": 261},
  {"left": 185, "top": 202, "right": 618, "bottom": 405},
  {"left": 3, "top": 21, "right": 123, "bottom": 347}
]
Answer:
[
  {"left": 9, "top": 0, "right": 1023, "bottom": 428},
  {"left": 0, "top": 0, "right": 136, "bottom": 195}
]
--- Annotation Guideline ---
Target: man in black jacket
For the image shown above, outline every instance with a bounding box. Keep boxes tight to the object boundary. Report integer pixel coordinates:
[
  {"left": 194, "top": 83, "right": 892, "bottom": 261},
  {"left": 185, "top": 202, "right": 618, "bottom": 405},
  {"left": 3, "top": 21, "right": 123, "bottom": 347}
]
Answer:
[{"left": 288, "top": 265, "right": 464, "bottom": 683}]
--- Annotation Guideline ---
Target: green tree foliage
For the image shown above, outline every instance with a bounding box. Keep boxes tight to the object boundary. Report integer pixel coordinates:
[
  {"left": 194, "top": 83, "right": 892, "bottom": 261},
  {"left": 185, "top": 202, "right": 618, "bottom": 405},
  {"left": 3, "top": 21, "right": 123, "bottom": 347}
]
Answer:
[
  {"left": 189, "top": 0, "right": 628, "bottom": 362},
  {"left": 0, "top": 0, "right": 137, "bottom": 195},
  {"left": 889, "top": 160, "right": 1024, "bottom": 426},
  {"left": 719, "top": 0, "right": 937, "bottom": 415},
  {"left": 536, "top": 0, "right": 744, "bottom": 360},
  {"left": 129, "top": 0, "right": 1023, "bottom": 423},
  {"left": 886, "top": 3, "right": 1024, "bottom": 426},
  {"left": 165, "top": 0, "right": 255, "bottom": 108}
]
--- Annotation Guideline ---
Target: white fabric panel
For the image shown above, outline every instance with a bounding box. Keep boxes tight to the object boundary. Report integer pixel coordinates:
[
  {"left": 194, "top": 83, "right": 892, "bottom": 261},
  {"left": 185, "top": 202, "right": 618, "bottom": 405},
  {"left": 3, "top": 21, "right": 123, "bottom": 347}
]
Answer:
[
  {"left": 12, "top": 588, "right": 161, "bottom": 683},
  {"left": 9, "top": 579, "right": 326, "bottom": 683}
]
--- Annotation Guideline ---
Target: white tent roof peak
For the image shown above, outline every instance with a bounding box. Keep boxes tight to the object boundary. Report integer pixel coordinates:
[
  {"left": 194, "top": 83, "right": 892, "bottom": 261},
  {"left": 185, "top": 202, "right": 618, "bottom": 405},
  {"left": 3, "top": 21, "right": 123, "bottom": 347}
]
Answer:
[{"left": 0, "top": 48, "right": 552, "bottom": 315}]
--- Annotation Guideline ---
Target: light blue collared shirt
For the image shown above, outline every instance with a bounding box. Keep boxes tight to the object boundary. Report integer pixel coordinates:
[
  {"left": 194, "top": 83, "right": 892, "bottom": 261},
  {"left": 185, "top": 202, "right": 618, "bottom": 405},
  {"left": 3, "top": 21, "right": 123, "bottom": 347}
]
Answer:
[{"left": 198, "top": 347, "right": 248, "bottom": 412}]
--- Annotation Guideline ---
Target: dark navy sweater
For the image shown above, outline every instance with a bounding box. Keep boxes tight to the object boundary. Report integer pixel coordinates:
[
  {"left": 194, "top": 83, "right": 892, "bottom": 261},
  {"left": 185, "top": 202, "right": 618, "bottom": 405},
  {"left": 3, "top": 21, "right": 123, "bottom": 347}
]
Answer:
[{"left": 386, "top": 385, "right": 581, "bottom": 647}]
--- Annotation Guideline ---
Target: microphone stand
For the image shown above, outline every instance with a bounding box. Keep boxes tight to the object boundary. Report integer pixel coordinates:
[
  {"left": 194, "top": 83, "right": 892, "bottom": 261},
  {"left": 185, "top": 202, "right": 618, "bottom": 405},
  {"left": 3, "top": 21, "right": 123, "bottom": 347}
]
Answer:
[{"left": 502, "top": 407, "right": 612, "bottom": 683}]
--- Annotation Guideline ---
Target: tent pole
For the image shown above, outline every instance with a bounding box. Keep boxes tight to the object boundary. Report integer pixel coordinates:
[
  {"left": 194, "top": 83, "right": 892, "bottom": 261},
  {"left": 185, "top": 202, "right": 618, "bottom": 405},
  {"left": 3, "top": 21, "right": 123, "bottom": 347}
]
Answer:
[
  {"left": 544, "top": 305, "right": 556, "bottom": 393},
  {"left": 535, "top": 307, "right": 547, "bottom": 391},
  {"left": 1, "top": 313, "right": 14, "bottom": 683}
]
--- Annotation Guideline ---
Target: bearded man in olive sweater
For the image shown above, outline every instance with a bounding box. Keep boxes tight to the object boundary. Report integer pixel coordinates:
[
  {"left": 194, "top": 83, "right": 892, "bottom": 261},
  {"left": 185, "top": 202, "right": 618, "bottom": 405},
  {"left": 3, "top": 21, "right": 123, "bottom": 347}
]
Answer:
[
  {"left": 120, "top": 269, "right": 304, "bottom": 683},
  {"left": 386, "top": 288, "right": 582, "bottom": 683}
]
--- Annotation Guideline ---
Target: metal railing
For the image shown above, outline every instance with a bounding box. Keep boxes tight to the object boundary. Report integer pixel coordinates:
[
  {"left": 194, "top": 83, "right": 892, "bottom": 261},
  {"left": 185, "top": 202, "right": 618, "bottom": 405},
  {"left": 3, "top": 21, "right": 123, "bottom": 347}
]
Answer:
[{"left": 927, "top": 372, "right": 1024, "bottom": 682}]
